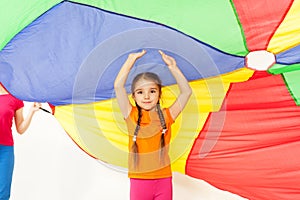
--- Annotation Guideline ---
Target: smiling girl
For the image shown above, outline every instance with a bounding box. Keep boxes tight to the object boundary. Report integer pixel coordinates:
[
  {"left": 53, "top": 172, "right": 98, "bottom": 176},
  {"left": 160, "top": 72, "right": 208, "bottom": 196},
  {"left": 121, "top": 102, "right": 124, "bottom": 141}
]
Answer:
[{"left": 114, "top": 50, "right": 191, "bottom": 200}]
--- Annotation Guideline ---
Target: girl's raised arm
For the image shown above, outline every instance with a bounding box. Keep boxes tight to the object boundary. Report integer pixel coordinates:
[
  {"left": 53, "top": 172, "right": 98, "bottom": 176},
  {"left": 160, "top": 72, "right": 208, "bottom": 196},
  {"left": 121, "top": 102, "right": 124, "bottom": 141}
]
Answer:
[
  {"left": 159, "top": 50, "right": 192, "bottom": 120},
  {"left": 114, "top": 50, "right": 146, "bottom": 118}
]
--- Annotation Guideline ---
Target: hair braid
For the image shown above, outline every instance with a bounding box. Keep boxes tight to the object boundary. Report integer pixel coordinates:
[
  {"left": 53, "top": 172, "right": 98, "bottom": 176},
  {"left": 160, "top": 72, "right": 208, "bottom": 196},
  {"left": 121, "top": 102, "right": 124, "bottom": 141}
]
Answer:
[
  {"left": 131, "top": 104, "right": 142, "bottom": 168},
  {"left": 156, "top": 103, "right": 167, "bottom": 164}
]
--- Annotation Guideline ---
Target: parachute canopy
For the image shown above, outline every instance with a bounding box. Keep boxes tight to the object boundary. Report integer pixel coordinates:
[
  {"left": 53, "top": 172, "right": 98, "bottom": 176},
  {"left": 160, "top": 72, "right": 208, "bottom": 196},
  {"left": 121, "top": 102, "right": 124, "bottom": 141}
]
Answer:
[{"left": 1, "top": 1, "right": 300, "bottom": 200}]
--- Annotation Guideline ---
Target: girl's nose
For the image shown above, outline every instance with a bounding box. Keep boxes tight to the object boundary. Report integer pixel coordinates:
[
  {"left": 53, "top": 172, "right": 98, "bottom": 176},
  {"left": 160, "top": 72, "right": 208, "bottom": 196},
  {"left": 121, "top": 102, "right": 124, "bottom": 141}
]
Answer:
[{"left": 144, "top": 92, "right": 150, "bottom": 99}]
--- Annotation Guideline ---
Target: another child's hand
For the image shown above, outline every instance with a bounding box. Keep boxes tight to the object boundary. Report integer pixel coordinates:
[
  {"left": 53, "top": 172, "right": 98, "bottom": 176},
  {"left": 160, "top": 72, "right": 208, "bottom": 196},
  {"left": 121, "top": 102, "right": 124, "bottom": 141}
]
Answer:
[
  {"left": 30, "top": 102, "right": 42, "bottom": 112},
  {"left": 127, "top": 50, "right": 146, "bottom": 61},
  {"left": 159, "top": 50, "right": 177, "bottom": 68}
]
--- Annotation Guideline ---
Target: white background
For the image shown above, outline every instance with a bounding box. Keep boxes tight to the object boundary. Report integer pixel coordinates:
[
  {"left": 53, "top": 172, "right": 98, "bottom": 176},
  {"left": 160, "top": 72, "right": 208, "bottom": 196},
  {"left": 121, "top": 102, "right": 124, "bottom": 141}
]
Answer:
[{"left": 10, "top": 103, "right": 247, "bottom": 200}]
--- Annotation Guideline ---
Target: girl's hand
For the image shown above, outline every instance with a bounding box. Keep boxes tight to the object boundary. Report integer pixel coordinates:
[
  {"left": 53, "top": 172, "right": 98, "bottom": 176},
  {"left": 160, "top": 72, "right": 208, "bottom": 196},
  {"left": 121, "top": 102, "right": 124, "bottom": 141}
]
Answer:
[
  {"left": 159, "top": 50, "right": 177, "bottom": 68},
  {"left": 128, "top": 50, "right": 146, "bottom": 61}
]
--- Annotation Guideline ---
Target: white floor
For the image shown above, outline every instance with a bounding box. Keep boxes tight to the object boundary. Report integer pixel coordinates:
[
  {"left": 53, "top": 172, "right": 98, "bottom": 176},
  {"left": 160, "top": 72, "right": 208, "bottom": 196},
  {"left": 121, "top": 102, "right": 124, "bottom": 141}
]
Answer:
[{"left": 10, "top": 103, "right": 247, "bottom": 200}]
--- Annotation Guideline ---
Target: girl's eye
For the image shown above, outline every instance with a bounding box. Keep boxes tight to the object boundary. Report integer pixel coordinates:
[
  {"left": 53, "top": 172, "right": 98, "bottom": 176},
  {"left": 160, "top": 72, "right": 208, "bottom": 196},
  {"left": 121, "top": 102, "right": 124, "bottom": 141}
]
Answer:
[
  {"left": 151, "top": 90, "right": 156, "bottom": 93},
  {"left": 136, "top": 91, "right": 143, "bottom": 94}
]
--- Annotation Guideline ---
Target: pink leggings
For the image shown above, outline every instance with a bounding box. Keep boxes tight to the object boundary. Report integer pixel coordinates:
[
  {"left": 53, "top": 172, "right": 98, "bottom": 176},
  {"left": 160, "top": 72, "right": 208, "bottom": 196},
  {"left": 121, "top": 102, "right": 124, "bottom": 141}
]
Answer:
[{"left": 130, "top": 177, "right": 172, "bottom": 200}]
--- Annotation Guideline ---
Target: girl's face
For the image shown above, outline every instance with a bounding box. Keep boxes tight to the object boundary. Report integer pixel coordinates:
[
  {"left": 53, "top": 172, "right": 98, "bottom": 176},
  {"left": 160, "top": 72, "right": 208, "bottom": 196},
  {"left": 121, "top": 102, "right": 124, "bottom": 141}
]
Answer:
[{"left": 132, "top": 79, "right": 160, "bottom": 111}]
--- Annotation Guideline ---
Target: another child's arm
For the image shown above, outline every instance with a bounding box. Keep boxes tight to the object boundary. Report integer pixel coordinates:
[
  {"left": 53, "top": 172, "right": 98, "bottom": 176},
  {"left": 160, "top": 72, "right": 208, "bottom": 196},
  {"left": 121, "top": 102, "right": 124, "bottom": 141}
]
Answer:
[
  {"left": 15, "top": 102, "right": 41, "bottom": 134},
  {"left": 114, "top": 50, "right": 146, "bottom": 118},
  {"left": 159, "top": 50, "right": 192, "bottom": 120}
]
